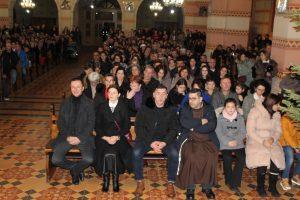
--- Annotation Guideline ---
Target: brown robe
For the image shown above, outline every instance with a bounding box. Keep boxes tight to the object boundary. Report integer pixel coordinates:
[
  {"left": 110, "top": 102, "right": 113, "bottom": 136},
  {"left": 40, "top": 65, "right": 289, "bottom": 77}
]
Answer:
[{"left": 175, "top": 132, "right": 218, "bottom": 189}]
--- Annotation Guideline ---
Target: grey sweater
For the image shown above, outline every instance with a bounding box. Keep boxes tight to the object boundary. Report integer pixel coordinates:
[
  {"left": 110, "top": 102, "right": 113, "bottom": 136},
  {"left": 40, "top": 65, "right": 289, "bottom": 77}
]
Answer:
[{"left": 215, "top": 113, "right": 246, "bottom": 150}]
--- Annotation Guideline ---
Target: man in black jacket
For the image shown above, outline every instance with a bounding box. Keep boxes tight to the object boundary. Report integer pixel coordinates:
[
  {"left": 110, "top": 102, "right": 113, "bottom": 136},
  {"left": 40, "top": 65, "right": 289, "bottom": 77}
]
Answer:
[
  {"left": 133, "top": 84, "right": 179, "bottom": 198},
  {"left": 51, "top": 78, "right": 95, "bottom": 185},
  {"left": 1, "top": 42, "right": 18, "bottom": 100}
]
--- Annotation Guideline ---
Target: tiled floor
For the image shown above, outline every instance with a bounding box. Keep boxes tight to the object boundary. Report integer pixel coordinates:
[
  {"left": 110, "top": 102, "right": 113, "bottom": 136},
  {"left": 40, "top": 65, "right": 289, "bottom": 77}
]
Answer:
[{"left": 0, "top": 49, "right": 299, "bottom": 199}]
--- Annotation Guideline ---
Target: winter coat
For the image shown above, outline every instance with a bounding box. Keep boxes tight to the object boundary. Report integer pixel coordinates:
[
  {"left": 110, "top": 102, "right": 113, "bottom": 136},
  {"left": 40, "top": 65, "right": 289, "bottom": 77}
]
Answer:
[
  {"left": 245, "top": 101, "right": 285, "bottom": 170},
  {"left": 279, "top": 115, "right": 300, "bottom": 148},
  {"left": 215, "top": 113, "right": 246, "bottom": 150}
]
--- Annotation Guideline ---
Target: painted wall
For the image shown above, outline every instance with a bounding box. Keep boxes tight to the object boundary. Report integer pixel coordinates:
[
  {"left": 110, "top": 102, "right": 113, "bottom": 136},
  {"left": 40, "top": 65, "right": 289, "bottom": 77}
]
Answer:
[
  {"left": 206, "top": 0, "right": 252, "bottom": 52},
  {"left": 183, "top": 0, "right": 208, "bottom": 31}
]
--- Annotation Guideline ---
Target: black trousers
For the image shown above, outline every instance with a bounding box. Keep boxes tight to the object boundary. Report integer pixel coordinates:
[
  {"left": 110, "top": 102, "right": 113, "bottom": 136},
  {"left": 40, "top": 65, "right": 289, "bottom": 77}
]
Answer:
[
  {"left": 221, "top": 148, "right": 245, "bottom": 188},
  {"left": 51, "top": 141, "right": 94, "bottom": 175},
  {"left": 257, "top": 160, "right": 280, "bottom": 178}
]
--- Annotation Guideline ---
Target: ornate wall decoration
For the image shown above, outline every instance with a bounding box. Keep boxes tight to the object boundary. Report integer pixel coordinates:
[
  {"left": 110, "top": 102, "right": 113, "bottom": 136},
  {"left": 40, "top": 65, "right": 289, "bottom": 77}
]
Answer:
[
  {"left": 273, "top": 36, "right": 300, "bottom": 48},
  {"left": 60, "top": 0, "right": 71, "bottom": 10},
  {"left": 207, "top": 28, "right": 249, "bottom": 36},
  {"left": 199, "top": 6, "right": 208, "bottom": 17},
  {"left": 288, "top": 9, "right": 300, "bottom": 32},
  {"left": 123, "top": 1, "right": 134, "bottom": 12}
]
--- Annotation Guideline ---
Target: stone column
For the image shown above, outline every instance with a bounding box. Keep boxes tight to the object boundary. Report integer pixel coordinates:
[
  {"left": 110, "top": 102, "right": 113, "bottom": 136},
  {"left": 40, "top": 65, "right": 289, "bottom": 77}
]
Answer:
[
  {"left": 183, "top": 0, "right": 208, "bottom": 31},
  {"left": 55, "top": 0, "right": 76, "bottom": 33},
  {"left": 272, "top": 0, "right": 300, "bottom": 71},
  {"left": 121, "top": 0, "right": 141, "bottom": 35},
  {"left": 206, "top": 0, "right": 252, "bottom": 52}
]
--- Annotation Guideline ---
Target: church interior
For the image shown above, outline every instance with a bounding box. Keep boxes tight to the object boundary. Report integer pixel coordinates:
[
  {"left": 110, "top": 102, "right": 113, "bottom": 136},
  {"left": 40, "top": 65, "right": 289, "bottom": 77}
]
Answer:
[{"left": 0, "top": 0, "right": 300, "bottom": 199}]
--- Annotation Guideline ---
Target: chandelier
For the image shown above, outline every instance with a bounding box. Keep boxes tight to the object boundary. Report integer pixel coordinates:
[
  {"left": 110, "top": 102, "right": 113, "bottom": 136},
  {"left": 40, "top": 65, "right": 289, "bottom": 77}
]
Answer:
[
  {"left": 20, "top": 0, "right": 36, "bottom": 9},
  {"left": 149, "top": 1, "right": 163, "bottom": 12},
  {"left": 163, "top": 0, "right": 184, "bottom": 7}
]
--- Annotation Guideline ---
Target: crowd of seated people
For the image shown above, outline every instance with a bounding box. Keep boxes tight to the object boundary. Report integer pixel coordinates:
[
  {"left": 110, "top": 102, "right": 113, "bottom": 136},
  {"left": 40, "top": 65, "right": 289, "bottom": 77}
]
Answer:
[
  {"left": 49, "top": 28, "right": 299, "bottom": 200},
  {"left": 0, "top": 24, "right": 78, "bottom": 101}
]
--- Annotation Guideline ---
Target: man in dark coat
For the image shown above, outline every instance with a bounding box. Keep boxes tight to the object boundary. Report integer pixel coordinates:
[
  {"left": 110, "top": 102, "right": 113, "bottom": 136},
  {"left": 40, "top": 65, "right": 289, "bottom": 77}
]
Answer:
[
  {"left": 142, "top": 65, "right": 159, "bottom": 93},
  {"left": 133, "top": 84, "right": 179, "bottom": 198},
  {"left": 176, "top": 89, "right": 219, "bottom": 200},
  {"left": 1, "top": 42, "right": 18, "bottom": 100},
  {"left": 51, "top": 78, "right": 95, "bottom": 185}
]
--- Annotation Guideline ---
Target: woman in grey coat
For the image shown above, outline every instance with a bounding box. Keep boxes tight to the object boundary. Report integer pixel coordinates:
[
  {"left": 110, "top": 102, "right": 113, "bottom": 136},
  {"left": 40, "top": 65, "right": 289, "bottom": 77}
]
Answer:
[{"left": 237, "top": 53, "right": 254, "bottom": 87}]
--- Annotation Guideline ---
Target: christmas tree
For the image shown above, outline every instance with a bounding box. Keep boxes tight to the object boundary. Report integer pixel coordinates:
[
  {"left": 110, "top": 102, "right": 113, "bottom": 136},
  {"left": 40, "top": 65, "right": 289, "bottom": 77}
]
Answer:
[{"left": 280, "top": 65, "right": 300, "bottom": 127}]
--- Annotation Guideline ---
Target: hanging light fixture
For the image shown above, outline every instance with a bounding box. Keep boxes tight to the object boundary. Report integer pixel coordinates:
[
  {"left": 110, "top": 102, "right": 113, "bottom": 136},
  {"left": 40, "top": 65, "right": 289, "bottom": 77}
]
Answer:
[
  {"left": 149, "top": 1, "right": 163, "bottom": 12},
  {"left": 20, "top": 0, "right": 36, "bottom": 9},
  {"left": 163, "top": 0, "right": 184, "bottom": 7}
]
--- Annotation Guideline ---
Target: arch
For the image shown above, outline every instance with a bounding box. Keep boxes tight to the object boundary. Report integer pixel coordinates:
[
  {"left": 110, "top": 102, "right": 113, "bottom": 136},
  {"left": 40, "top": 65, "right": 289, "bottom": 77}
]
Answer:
[
  {"left": 9, "top": 0, "right": 59, "bottom": 26},
  {"left": 75, "top": 0, "right": 122, "bottom": 45}
]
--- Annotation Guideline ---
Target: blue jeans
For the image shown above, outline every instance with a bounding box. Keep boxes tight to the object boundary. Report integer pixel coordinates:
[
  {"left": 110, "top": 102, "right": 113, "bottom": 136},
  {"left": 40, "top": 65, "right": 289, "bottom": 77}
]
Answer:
[
  {"left": 10, "top": 69, "right": 17, "bottom": 85},
  {"left": 282, "top": 146, "right": 300, "bottom": 178},
  {"left": 132, "top": 141, "right": 178, "bottom": 182}
]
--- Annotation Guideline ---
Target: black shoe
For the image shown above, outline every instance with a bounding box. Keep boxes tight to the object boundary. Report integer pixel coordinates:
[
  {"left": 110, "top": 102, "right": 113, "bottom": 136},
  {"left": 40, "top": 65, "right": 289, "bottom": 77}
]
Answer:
[
  {"left": 70, "top": 170, "right": 79, "bottom": 185},
  {"left": 113, "top": 173, "right": 119, "bottom": 192},
  {"left": 102, "top": 172, "right": 110, "bottom": 192},
  {"left": 257, "top": 170, "right": 267, "bottom": 197},
  {"left": 186, "top": 189, "right": 195, "bottom": 200},
  {"left": 256, "top": 188, "right": 267, "bottom": 197},
  {"left": 268, "top": 173, "right": 280, "bottom": 197},
  {"left": 202, "top": 189, "right": 215, "bottom": 199},
  {"left": 79, "top": 172, "right": 84, "bottom": 181},
  {"left": 268, "top": 188, "right": 280, "bottom": 197},
  {"left": 230, "top": 187, "right": 242, "bottom": 196}
]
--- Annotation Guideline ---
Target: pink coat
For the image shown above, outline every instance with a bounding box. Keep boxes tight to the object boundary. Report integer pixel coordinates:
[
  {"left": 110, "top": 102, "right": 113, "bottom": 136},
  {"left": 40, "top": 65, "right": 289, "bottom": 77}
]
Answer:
[{"left": 245, "top": 101, "right": 285, "bottom": 170}]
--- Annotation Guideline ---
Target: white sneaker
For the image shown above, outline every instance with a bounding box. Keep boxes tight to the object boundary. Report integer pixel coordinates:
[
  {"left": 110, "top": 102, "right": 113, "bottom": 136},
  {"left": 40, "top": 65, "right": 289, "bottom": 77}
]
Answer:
[
  {"left": 291, "top": 176, "right": 300, "bottom": 186},
  {"left": 280, "top": 179, "right": 291, "bottom": 190}
]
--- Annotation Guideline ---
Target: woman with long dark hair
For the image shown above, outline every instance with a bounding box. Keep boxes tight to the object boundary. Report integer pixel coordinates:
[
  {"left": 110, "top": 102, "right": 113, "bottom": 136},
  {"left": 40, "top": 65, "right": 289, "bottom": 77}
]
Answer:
[
  {"left": 168, "top": 78, "right": 188, "bottom": 107},
  {"left": 242, "top": 79, "right": 270, "bottom": 120},
  {"left": 246, "top": 94, "right": 285, "bottom": 197},
  {"left": 115, "top": 67, "right": 129, "bottom": 97}
]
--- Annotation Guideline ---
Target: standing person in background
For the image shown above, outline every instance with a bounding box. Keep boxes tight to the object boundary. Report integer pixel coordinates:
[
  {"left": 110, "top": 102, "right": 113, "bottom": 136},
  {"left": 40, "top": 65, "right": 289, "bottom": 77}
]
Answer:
[
  {"left": 16, "top": 43, "right": 28, "bottom": 86},
  {"left": 254, "top": 50, "right": 278, "bottom": 84},
  {"left": 1, "top": 42, "right": 19, "bottom": 100}
]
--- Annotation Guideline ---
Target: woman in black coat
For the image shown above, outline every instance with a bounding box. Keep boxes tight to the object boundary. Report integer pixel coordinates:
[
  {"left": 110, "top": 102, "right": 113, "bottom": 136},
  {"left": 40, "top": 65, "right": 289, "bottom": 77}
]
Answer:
[{"left": 94, "top": 85, "right": 132, "bottom": 192}]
